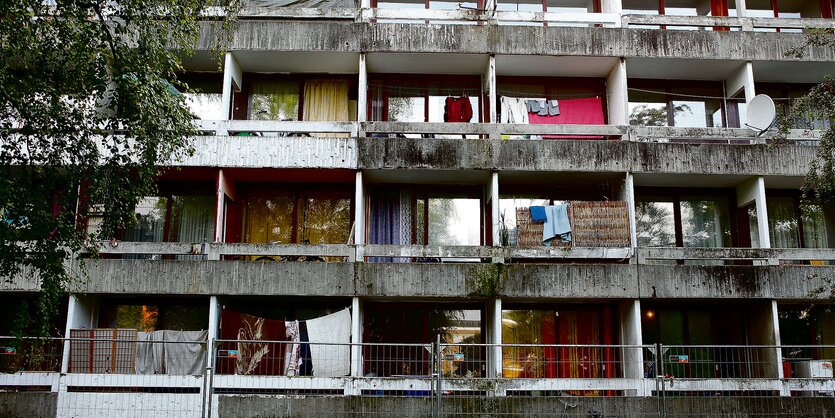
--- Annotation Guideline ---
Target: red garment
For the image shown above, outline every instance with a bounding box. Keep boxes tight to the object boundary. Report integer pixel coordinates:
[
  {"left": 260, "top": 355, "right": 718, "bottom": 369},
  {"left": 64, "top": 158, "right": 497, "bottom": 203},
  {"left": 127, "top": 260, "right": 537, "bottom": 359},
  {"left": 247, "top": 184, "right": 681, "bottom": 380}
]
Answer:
[
  {"left": 218, "top": 309, "right": 286, "bottom": 375},
  {"left": 445, "top": 96, "right": 473, "bottom": 123},
  {"left": 527, "top": 97, "right": 605, "bottom": 139}
]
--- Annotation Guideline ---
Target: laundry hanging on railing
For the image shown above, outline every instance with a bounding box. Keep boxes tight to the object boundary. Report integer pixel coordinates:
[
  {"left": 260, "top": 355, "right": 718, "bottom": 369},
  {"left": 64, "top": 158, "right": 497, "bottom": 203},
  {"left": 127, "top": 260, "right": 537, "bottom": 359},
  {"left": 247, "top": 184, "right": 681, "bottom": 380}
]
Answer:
[
  {"left": 500, "top": 97, "right": 529, "bottom": 124},
  {"left": 528, "top": 97, "right": 604, "bottom": 139},
  {"left": 541, "top": 204, "right": 572, "bottom": 246},
  {"left": 132, "top": 330, "right": 207, "bottom": 376},
  {"left": 306, "top": 308, "right": 352, "bottom": 377},
  {"left": 220, "top": 307, "right": 351, "bottom": 377},
  {"left": 444, "top": 96, "right": 473, "bottom": 123}
]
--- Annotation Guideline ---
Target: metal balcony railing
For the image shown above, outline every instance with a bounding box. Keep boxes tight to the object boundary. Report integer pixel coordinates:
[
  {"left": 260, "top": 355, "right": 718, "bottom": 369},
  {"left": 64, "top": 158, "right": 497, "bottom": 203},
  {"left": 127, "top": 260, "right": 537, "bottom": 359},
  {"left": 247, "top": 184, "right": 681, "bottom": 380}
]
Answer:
[{"left": 194, "top": 120, "right": 822, "bottom": 145}]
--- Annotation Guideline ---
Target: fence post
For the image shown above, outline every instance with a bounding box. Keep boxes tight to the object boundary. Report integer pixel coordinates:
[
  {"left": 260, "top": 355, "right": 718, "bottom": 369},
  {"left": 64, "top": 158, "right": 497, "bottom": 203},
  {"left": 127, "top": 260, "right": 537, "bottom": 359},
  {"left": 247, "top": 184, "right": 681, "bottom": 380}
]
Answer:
[
  {"left": 656, "top": 343, "right": 666, "bottom": 418},
  {"left": 436, "top": 334, "right": 443, "bottom": 418},
  {"left": 203, "top": 341, "right": 216, "bottom": 418}
]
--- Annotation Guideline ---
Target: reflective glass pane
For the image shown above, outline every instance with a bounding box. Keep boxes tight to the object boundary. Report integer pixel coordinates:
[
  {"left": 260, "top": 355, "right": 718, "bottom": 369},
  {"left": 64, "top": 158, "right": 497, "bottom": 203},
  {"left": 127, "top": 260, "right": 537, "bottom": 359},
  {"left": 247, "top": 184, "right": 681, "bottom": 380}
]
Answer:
[
  {"left": 636, "top": 201, "right": 676, "bottom": 247},
  {"left": 680, "top": 198, "right": 731, "bottom": 247}
]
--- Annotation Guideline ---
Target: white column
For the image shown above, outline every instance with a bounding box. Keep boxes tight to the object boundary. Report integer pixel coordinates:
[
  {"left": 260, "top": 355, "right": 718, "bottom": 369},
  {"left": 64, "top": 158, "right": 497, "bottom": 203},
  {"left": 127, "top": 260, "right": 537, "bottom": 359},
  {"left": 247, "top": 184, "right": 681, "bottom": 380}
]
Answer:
[
  {"left": 606, "top": 58, "right": 629, "bottom": 126},
  {"left": 736, "top": 0, "right": 748, "bottom": 17},
  {"left": 737, "top": 176, "right": 771, "bottom": 248},
  {"left": 350, "top": 297, "right": 362, "bottom": 377},
  {"left": 354, "top": 171, "right": 365, "bottom": 252},
  {"left": 214, "top": 169, "right": 235, "bottom": 246},
  {"left": 489, "top": 298, "right": 503, "bottom": 384},
  {"left": 726, "top": 62, "right": 756, "bottom": 103},
  {"left": 207, "top": 296, "right": 221, "bottom": 368},
  {"left": 769, "top": 300, "right": 786, "bottom": 382},
  {"left": 486, "top": 55, "right": 497, "bottom": 124},
  {"left": 622, "top": 172, "right": 638, "bottom": 250},
  {"left": 490, "top": 172, "right": 500, "bottom": 247},
  {"left": 619, "top": 300, "right": 645, "bottom": 395},
  {"left": 358, "top": 54, "right": 368, "bottom": 123},
  {"left": 601, "top": 0, "right": 623, "bottom": 27},
  {"left": 61, "top": 295, "right": 98, "bottom": 373},
  {"left": 221, "top": 52, "right": 242, "bottom": 121}
]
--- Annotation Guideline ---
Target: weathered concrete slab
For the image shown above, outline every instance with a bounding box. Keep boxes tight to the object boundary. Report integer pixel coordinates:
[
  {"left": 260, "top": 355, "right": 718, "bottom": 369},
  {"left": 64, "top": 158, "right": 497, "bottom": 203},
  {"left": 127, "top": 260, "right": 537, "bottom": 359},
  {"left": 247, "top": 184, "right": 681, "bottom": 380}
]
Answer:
[
  {"left": 639, "top": 265, "right": 835, "bottom": 300},
  {"left": 66, "top": 260, "right": 355, "bottom": 297},
  {"left": 199, "top": 22, "right": 835, "bottom": 62},
  {"left": 355, "top": 263, "right": 493, "bottom": 298},
  {"left": 182, "top": 136, "right": 357, "bottom": 169},
  {"left": 359, "top": 137, "right": 817, "bottom": 176},
  {"left": 0, "top": 392, "right": 57, "bottom": 418},
  {"left": 503, "top": 264, "right": 639, "bottom": 299},
  {"left": 217, "top": 394, "right": 835, "bottom": 418}
]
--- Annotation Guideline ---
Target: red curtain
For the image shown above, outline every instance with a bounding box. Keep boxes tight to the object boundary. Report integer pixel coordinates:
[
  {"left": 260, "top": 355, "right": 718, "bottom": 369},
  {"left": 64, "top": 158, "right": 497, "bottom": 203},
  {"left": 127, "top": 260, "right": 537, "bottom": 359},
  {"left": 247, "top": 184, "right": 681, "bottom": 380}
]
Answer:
[{"left": 527, "top": 97, "right": 605, "bottom": 139}]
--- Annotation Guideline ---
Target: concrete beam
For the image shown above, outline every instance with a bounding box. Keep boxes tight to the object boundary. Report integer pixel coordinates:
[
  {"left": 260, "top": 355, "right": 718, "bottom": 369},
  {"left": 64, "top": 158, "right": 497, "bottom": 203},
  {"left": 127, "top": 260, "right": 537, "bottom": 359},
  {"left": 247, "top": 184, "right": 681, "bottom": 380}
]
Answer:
[
  {"left": 358, "top": 137, "right": 817, "bottom": 177},
  {"left": 638, "top": 264, "right": 835, "bottom": 300},
  {"left": 199, "top": 22, "right": 835, "bottom": 63}
]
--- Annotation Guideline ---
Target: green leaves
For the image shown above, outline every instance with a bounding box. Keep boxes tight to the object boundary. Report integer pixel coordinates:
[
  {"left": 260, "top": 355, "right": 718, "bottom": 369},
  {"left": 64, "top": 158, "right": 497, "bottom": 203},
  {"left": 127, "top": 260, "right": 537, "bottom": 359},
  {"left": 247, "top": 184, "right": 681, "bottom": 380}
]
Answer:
[{"left": 0, "top": 0, "right": 238, "bottom": 336}]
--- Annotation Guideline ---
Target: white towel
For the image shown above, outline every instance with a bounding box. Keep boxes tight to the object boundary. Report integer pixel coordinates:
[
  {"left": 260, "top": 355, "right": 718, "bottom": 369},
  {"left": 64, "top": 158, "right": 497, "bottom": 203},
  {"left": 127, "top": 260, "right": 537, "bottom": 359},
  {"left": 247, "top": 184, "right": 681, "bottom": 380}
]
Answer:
[
  {"left": 305, "top": 308, "right": 352, "bottom": 377},
  {"left": 163, "top": 330, "right": 207, "bottom": 375}
]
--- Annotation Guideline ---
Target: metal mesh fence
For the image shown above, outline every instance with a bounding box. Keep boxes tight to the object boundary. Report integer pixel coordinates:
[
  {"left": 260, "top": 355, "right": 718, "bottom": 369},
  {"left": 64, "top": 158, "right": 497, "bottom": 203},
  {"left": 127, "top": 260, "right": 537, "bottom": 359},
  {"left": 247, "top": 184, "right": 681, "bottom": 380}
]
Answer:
[{"left": 0, "top": 338, "right": 833, "bottom": 417}]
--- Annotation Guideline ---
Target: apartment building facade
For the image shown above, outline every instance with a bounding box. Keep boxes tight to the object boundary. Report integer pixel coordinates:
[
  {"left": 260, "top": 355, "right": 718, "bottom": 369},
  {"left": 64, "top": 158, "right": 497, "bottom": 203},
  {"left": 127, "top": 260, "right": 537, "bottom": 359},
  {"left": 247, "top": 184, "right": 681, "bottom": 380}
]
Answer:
[{"left": 2, "top": 1, "right": 835, "bottom": 416}]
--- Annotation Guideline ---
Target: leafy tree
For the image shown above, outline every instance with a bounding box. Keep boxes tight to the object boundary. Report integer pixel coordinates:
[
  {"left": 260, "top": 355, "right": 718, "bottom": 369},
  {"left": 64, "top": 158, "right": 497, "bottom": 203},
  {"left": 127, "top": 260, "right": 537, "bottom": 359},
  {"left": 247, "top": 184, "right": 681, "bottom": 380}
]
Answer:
[
  {"left": 628, "top": 103, "right": 692, "bottom": 126},
  {"left": 0, "top": 0, "right": 239, "bottom": 337}
]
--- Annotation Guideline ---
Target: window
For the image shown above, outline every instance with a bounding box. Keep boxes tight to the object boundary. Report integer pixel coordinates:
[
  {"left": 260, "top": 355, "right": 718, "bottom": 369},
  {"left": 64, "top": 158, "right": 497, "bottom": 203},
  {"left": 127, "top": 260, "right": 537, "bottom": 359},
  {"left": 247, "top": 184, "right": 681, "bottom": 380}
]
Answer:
[
  {"left": 502, "top": 304, "right": 618, "bottom": 384},
  {"left": 234, "top": 75, "right": 358, "bottom": 124},
  {"left": 242, "top": 190, "right": 352, "bottom": 245},
  {"left": 636, "top": 191, "right": 734, "bottom": 248},
  {"left": 628, "top": 81, "right": 729, "bottom": 128},
  {"left": 762, "top": 193, "right": 828, "bottom": 249},
  {"left": 178, "top": 73, "right": 224, "bottom": 120},
  {"left": 369, "top": 75, "right": 482, "bottom": 137}
]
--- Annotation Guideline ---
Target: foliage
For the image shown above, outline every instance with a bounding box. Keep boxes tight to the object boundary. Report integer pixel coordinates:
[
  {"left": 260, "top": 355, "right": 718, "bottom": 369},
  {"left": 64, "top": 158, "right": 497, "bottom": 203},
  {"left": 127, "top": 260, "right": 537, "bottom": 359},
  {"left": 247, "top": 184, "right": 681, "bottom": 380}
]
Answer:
[
  {"left": 779, "top": 77, "right": 835, "bottom": 205},
  {"left": 628, "top": 103, "right": 692, "bottom": 126},
  {"left": 0, "top": 0, "right": 239, "bottom": 337}
]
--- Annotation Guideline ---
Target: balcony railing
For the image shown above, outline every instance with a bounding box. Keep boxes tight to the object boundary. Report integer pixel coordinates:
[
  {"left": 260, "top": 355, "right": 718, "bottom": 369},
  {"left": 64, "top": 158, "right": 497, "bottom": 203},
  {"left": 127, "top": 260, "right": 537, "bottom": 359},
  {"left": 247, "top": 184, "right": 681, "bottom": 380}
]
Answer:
[
  {"left": 79, "top": 242, "right": 835, "bottom": 266},
  {"left": 4, "top": 338, "right": 832, "bottom": 398},
  {"left": 225, "top": 6, "right": 835, "bottom": 32},
  {"left": 636, "top": 247, "right": 835, "bottom": 265},
  {"left": 194, "top": 120, "right": 821, "bottom": 145}
]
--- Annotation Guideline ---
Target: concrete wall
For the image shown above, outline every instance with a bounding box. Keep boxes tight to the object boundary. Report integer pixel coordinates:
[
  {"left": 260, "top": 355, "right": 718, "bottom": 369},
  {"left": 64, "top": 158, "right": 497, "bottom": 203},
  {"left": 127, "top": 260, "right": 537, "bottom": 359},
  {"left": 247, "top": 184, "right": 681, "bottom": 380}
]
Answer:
[
  {"left": 199, "top": 22, "right": 835, "bottom": 62},
  {"left": 6, "top": 260, "right": 831, "bottom": 301},
  {"left": 359, "top": 138, "right": 817, "bottom": 176},
  {"left": 216, "top": 395, "right": 835, "bottom": 418},
  {"left": 0, "top": 392, "right": 57, "bottom": 418}
]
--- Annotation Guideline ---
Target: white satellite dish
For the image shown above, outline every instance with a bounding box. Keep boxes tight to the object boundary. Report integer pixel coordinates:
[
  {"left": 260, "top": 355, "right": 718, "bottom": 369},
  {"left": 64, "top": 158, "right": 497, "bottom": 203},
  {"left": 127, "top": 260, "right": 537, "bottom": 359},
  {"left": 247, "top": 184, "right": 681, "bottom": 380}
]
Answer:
[{"left": 745, "top": 94, "right": 776, "bottom": 135}]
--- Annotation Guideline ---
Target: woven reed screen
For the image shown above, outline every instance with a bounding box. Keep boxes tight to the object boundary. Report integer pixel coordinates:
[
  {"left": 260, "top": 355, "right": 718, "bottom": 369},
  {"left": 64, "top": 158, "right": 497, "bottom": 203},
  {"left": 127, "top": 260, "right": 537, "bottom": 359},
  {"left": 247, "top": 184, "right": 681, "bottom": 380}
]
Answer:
[{"left": 514, "top": 201, "right": 630, "bottom": 248}]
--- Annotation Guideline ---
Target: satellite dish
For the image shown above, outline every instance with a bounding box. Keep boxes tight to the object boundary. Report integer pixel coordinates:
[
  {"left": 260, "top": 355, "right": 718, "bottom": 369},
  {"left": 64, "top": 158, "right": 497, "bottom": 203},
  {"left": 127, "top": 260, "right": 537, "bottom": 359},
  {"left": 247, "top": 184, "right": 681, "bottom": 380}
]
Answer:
[{"left": 745, "top": 94, "right": 776, "bottom": 135}]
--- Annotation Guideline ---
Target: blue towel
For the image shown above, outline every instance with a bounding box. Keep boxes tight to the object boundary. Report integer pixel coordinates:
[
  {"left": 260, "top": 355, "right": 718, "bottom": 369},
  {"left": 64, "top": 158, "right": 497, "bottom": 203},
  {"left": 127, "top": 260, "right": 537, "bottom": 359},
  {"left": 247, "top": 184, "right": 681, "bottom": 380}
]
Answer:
[
  {"left": 543, "top": 204, "right": 571, "bottom": 245},
  {"left": 529, "top": 206, "right": 547, "bottom": 223}
]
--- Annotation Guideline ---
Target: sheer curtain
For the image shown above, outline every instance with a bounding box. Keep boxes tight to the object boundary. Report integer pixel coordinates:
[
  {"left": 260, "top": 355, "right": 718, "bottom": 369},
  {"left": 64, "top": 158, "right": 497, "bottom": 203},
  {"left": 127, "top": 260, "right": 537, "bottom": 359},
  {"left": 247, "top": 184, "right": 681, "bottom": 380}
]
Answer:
[{"left": 303, "top": 80, "right": 350, "bottom": 137}]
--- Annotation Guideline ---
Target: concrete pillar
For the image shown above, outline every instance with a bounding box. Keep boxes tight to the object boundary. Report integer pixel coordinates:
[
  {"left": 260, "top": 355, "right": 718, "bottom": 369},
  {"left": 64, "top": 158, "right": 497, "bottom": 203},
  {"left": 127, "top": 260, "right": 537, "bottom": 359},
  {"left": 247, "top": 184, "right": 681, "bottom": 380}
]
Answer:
[
  {"left": 769, "top": 300, "right": 787, "bottom": 383},
  {"left": 726, "top": 62, "right": 756, "bottom": 103},
  {"left": 358, "top": 54, "right": 368, "bottom": 123},
  {"left": 621, "top": 172, "right": 638, "bottom": 251},
  {"left": 207, "top": 296, "right": 221, "bottom": 368},
  {"left": 823, "top": 206, "right": 835, "bottom": 249},
  {"left": 606, "top": 58, "right": 629, "bottom": 126},
  {"left": 619, "top": 300, "right": 645, "bottom": 395},
  {"left": 350, "top": 297, "right": 363, "bottom": 377},
  {"left": 486, "top": 55, "right": 497, "bottom": 124},
  {"left": 488, "top": 298, "right": 503, "bottom": 385},
  {"left": 61, "top": 295, "right": 98, "bottom": 373},
  {"left": 601, "top": 0, "right": 622, "bottom": 27},
  {"left": 354, "top": 171, "right": 365, "bottom": 257},
  {"left": 747, "top": 300, "right": 782, "bottom": 382},
  {"left": 736, "top": 0, "right": 748, "bottom": 17},
  {"left": 490, "top": 172, "right": 500, "bottom": 247},
  {"left": 214, "top": 169, "right": 235, "bottom": 245},
  {"left": 737, "top": 177, "right": 771, "bottom": 248},
  {"left": 221, "top": 52, "right": 242, "bottom": 121}
]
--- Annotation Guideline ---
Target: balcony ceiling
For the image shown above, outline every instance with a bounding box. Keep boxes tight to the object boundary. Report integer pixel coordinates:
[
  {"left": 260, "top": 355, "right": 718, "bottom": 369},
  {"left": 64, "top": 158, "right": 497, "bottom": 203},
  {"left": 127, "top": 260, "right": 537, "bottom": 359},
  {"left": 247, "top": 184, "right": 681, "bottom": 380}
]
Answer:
[
  {"left": 626, "top": 57, "right": 747, "bottom": 81},
  {"left": 366, "top": 52, "right": 489, "bottom": 75},
  {"left": 752, "top": 61, "right": 834, "bottom": 83},
  {"left": 632, "top": 173, "right": 758, "bottom": 188},
  {"left": 233, "top": 51, "right": 360, "bottom": 74},
  {"left": 499, "top": 171, "right": 624, "bottom": 187},
  {"left": 363, "top": 169, "right": 492, "bottom": 185},
  {"left": 496, "top": 55, "right": 619, "bottom": 77}
]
